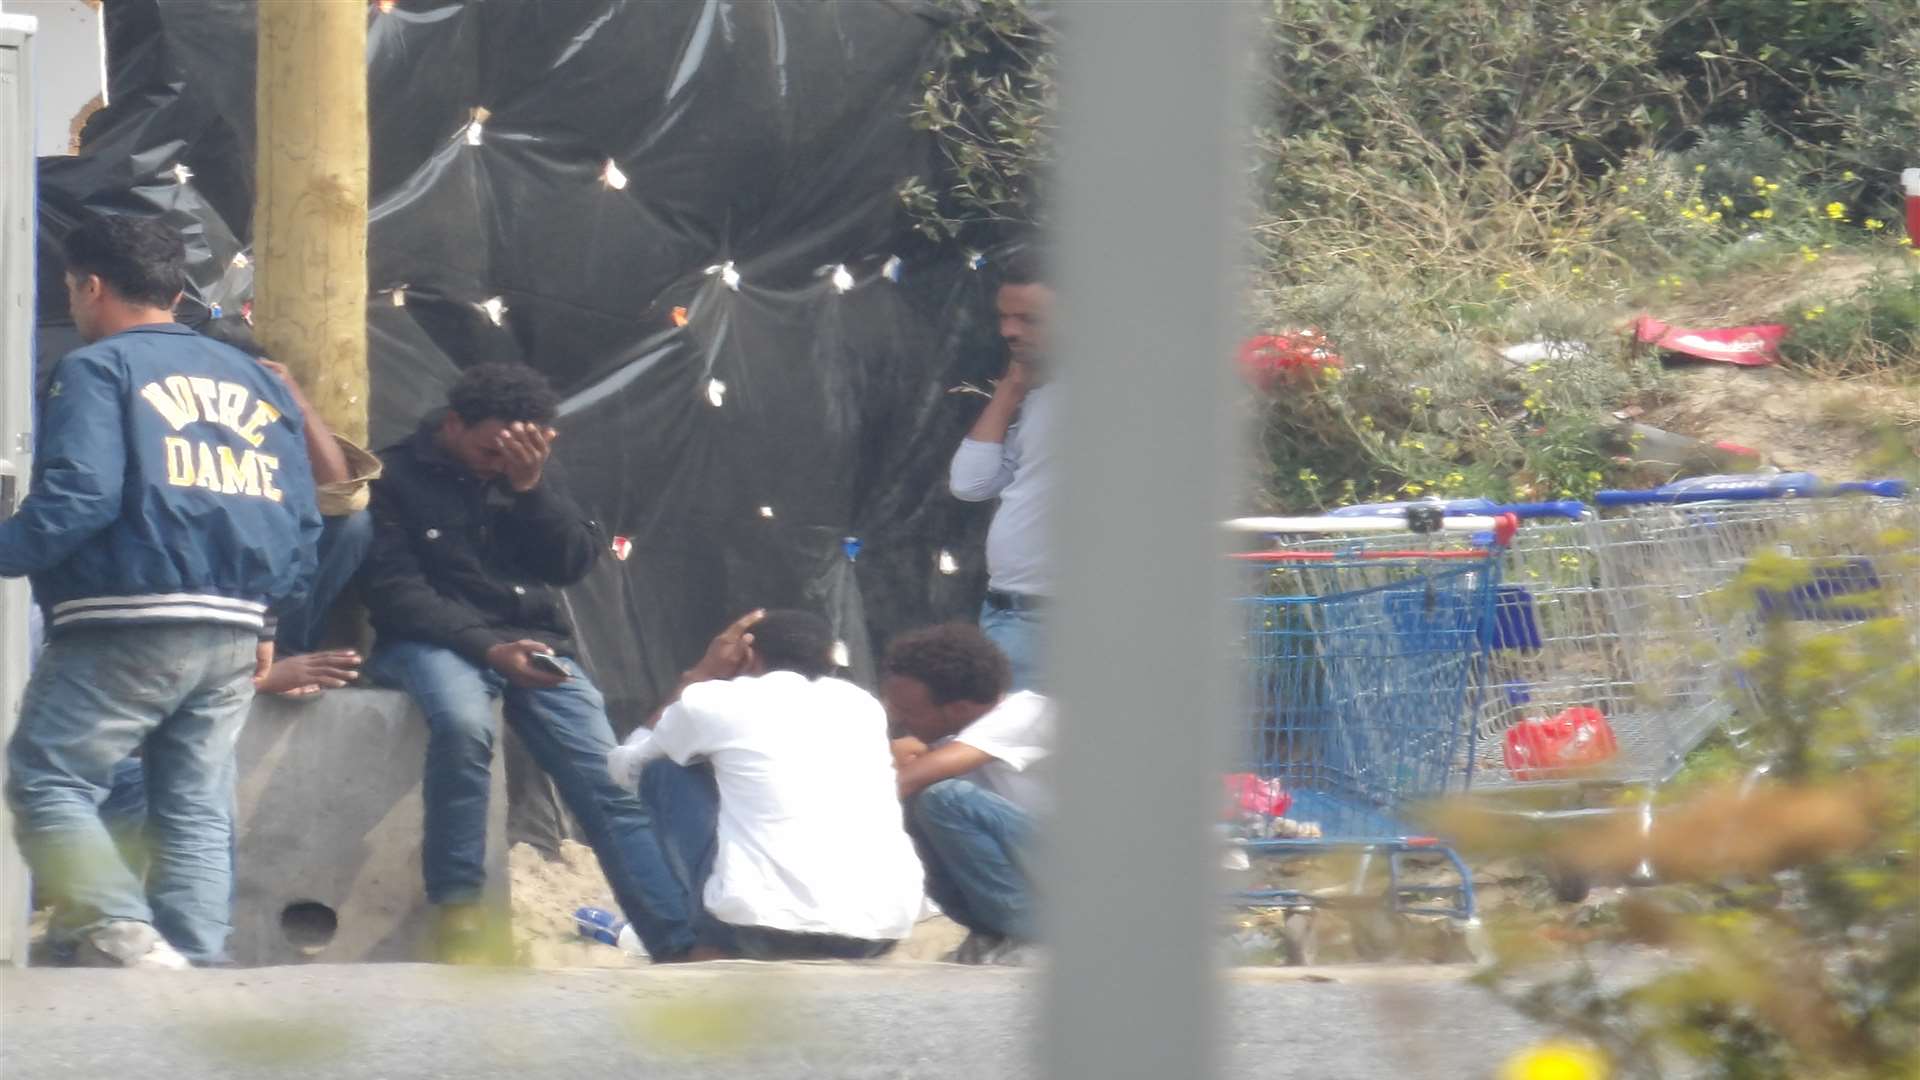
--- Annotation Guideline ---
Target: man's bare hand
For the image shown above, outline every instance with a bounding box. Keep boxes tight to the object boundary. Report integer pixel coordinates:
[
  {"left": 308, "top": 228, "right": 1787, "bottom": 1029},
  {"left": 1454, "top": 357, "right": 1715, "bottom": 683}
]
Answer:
[
  {"left": 255, "top": 358, "right": 312, "bottom": 405},
  {"left": 995, "top": 359, "right": 1034, "bottom": 403},
  {"left": 686, "top": 609, "right": 766, "bottom": 684},
  {"left": 486, "top": 639, "right": 569, "bottom": 688},
  {"left": 890, "top": 736, "right": 929, "bottom": 769},
  {"left": 257, "top": 649, "right": 362, "bottom": 697},
  {"left": 254, "top": 640, "right": 276, "bottom": 686},
  {"left": 497, "top": 422, "right": 558, "bottom": 493}
]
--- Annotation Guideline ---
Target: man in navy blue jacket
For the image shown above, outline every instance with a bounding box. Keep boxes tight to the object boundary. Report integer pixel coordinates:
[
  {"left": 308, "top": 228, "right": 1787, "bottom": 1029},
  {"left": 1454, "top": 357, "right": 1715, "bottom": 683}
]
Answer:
[{"left": 1, "top": 215, "right": 320, "bottom": 968}]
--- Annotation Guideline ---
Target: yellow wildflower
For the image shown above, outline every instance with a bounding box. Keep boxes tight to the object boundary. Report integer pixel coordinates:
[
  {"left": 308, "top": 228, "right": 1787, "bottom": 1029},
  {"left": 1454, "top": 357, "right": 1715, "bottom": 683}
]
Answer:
[
  {"left": 1842, "top": 170, "right": 1858, "bottom": 181},
  {"left": 1751, "top": 175, "right": 1766, "bottom": 186},
  {"left": 1865, "top": 218, "right": 1885, "bottom": 231},
  {"left": 1633, "top": 177, "right": 1647, "bottom": 186},
  {"left": 1663, "top": 189, "right": 1675, "bottom": 199},
  {"left": 1825, "top": 201, "right": 1848, "bottom": 220},
  {"left": 1719, "top": 195, "right": 1733, "bottom": 208},
  {"left": 1694, "top": 164, "right": 1707, "bottom": 173}
]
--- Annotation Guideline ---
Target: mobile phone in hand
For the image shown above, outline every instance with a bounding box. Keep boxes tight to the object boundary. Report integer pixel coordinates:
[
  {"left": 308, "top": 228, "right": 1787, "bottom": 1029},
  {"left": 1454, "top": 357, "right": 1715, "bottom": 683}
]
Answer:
[{"left": 529, "top": 651, "right": 571, "bottom": 679}]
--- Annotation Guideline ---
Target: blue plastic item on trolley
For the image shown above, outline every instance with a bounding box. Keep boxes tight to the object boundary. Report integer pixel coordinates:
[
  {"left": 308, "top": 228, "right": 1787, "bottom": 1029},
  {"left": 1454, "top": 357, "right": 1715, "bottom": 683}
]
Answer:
[
  {"left": 1753, "top": 557, "right": 1888, "bottom": 622},
  {"left": 1485, "top": 585, "right": 1543, "bottom": 651},
  {"left": 1594, "top": 472, "right": 1910, "bottom": 506}
]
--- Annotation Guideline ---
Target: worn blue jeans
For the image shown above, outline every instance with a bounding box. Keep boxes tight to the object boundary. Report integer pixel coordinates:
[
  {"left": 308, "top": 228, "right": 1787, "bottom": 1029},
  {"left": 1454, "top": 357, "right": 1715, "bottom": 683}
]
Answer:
[
  {"left": 369, "top": 641, "right": 696, "bottom": 959},
  {"left": 980, "top": 600, "right": 1044, "bottom": 692},
  {"left": 6, "top": 624, "right": 256, "bottom": 964},
  {"left": 94, "top": 510, "right": 374, "bottom": 844},
  {"left": 273, "top": 510, "right": 374, "bottom": 655},
  {"left": 639, "top": 758, "right": 892, "bottom": 959},
  {"left": 906, "top": 778, "right": 1036, "bottom": 942}
]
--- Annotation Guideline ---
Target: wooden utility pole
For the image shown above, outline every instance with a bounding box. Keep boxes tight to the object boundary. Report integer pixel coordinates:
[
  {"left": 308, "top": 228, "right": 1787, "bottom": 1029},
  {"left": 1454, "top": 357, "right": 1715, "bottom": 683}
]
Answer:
[{"left": 253, "top": 1, "right": 368, "bottom": 444}]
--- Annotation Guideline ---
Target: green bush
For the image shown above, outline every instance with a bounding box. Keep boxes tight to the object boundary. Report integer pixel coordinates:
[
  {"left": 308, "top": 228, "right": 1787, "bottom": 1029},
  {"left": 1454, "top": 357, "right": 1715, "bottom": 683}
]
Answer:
[{"left": 1778, "top": 270, "right": 1920, "bottom": 375}]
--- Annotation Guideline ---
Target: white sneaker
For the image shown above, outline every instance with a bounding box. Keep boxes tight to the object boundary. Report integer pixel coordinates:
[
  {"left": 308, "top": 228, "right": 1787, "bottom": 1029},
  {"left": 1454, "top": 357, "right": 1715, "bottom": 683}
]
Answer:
[{"left": 75, "top": 920, "right": 192, "bottom": 970}]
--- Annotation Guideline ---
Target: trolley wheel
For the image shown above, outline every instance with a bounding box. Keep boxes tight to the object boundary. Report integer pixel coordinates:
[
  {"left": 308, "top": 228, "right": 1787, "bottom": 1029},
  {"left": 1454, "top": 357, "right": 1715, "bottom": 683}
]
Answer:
[
  {"left": 1546, "top": 861, "right": 1591, "bottom": 904},
  {"left": 1350, "top": 909, "right": 1405, "bottom": 961},
  {"left": 1454, "top": 918, "right": 1496, "bottom": 967},
  {"left": 1280, "top": 910, "right": 1317, "bottom": 967}
]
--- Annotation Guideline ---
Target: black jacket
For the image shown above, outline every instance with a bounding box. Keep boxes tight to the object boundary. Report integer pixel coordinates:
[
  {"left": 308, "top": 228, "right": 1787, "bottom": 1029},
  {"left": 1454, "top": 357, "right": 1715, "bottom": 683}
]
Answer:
[{"left": 363, "top": 414, "right": 603, "bottom": 663}]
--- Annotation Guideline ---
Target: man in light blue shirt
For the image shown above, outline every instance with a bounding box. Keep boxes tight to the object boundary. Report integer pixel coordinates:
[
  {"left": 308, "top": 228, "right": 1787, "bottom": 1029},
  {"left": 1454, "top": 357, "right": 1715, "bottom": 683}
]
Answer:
[{"left": 948, "top": 254, "right": 1054, "bottom": 691}]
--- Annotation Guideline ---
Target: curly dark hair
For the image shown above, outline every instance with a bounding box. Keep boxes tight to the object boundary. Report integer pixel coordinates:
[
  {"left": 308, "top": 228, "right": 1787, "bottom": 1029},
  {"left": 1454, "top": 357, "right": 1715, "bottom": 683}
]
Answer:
[
  {"left": 61, "top": 213, "right": 187, "bottom": 310},
  {"left": 446, "top": 363, "right": 560, "bottom": 425},
  {"left": 881, "top": 623, "right": 1010, "bottom": 705},
  {"left": 751, "top": 609, "right": 838, "bottom": 680}
]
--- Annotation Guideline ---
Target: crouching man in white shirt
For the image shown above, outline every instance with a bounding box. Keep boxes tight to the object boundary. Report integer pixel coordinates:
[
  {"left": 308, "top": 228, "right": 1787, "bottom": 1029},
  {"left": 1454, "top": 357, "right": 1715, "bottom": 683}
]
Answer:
[
  {"left": 608, "top": 610, "right": 924, "bottom": 960},
  {"left": 881, "top": 624, "right": 1053, "bottom": 963}
]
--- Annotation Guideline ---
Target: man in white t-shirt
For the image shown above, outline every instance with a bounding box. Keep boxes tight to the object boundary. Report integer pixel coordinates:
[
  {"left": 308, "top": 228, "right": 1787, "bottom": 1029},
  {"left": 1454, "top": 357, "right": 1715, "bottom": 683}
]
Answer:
[
  {"left": 607, "top": 609, "right": 924, "bottom": 960},
  {"left": 881, "top": 624, "right": 1052, "bottom": 961}
]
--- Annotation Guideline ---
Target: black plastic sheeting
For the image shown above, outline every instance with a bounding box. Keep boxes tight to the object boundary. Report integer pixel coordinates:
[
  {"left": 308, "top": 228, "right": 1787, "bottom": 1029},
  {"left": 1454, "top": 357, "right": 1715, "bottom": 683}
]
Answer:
[{"left": 34, "top": 0, "right": 1011, "bottom": 726}]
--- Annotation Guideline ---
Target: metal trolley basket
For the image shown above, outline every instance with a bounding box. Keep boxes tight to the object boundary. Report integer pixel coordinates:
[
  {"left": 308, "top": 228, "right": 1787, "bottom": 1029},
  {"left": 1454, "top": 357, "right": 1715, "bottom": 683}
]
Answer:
[
  {"left": 1593, "top": 474, "right": 1919, "bottom": 740},
  {"left": 1222, "top": 512, "right": 1514, "bottom": 962}
]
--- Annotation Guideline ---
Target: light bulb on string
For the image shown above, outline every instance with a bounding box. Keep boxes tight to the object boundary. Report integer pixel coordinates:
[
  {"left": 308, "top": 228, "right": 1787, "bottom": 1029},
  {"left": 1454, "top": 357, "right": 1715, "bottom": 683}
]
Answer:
[
  {"left": 830, "top": 265, "right": 855, "bottom": 293},
  {"left": 882, "top": 255, "right": 903, "bottom": 283},
  {"left": 602, "top": 159, "right": 628, "bottom": 190},
  {"left": 937, "top": 550, "right": 959, "bottom": 575},
  {"left": 479, "top": 296, "right": 507, "bottom": 326},
  {"left": 705, "top": 379, "right": 726, "bottom": 407}
]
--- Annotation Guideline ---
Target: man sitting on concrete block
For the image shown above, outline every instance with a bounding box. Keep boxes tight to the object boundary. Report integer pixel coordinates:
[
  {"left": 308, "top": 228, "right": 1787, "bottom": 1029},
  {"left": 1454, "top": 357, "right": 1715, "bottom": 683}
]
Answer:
[
  {"left": 608, "top": 609, "right": 924, "bottom": 960},
  {"left": 881, "top": 624, "right": 1053, "bottom": 964},
  {"left": 361, "top": 363, "right": 694, "bottom": 961}
]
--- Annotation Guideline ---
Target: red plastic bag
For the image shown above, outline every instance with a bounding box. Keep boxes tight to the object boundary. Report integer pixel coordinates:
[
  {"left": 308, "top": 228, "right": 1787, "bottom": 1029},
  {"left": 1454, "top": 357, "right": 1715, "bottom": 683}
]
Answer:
[
  {"left": 1221, "top": 773, "right": 1292, "bottom": 819},
  {"left": 1633, "top": 316, "right": 1785, "bottom": 367},
  {"left": 1237, "top": 329, "right": 1342, "bottom": 392},
  {"left": 1503, "top": 707, "right": 1619, "bottom": 781}
]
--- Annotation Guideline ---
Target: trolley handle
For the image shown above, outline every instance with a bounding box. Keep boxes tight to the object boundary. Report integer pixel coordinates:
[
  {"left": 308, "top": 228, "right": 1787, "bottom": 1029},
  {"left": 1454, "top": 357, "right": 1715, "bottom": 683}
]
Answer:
[
  {"left": 1596, "top": 476, "right": 1909, "bottom": 506},
  {"left": 1329, "top": 498, "right": 1587, "bottom": 521},
  {"left": 1226, "top": 513, "right": 1519, "bottom": 556}
]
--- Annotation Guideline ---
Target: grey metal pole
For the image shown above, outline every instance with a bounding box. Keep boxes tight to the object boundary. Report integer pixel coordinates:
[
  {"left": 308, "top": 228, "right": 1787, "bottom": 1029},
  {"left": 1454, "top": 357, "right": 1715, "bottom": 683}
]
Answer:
[{"left": 1043, "top": 1, "right": 1252, "bottom": 1077}]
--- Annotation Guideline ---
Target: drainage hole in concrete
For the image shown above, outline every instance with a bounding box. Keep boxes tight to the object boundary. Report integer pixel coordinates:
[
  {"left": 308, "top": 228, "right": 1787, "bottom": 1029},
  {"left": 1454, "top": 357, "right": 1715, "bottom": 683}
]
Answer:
[{"left": 280, "top": 901, "right": 338, "bottom": 955}]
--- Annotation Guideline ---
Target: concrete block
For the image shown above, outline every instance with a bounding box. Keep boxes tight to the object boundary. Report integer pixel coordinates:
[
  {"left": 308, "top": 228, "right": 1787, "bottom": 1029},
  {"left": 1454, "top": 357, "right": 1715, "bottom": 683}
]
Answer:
[{"left": 230, "top": 689, "right": 507, "bottom": 965}]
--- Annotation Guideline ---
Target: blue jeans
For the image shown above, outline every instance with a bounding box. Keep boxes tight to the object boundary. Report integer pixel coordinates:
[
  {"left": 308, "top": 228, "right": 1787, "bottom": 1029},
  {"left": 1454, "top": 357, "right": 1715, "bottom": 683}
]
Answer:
[
  {"left": 980, "top": 600, "right": 1044, "bottom": 692},
  {"left": 907, "top": 778, "right": 1036, "bottom": 942},
  {"left": 6, "top": 624, "right": 256, "bottom": 964},
  {"left": 368, "top": 641, "right": 696, "bottom": 959},
  {"left": 639, "top": 758, "right": 892, "bottom": 959},
  {"left": 273, "top": 510, "right": 374, "bottom": 655},
  {"left": 95, "top": 510, "right": 374, "bottom": 843}
]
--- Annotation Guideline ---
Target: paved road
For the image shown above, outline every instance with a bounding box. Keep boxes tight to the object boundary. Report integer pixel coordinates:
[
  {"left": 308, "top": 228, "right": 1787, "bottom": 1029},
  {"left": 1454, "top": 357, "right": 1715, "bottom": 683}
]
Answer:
[{"left": 1, "top": 962, "right": 1545, "bottom": 1078}]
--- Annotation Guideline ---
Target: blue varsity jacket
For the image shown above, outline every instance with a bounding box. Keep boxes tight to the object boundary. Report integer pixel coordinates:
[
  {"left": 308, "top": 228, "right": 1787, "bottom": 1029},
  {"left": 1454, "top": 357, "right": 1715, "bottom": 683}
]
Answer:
[{"left": 0, "top": 322, "right": 322, "bottom": 636}]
